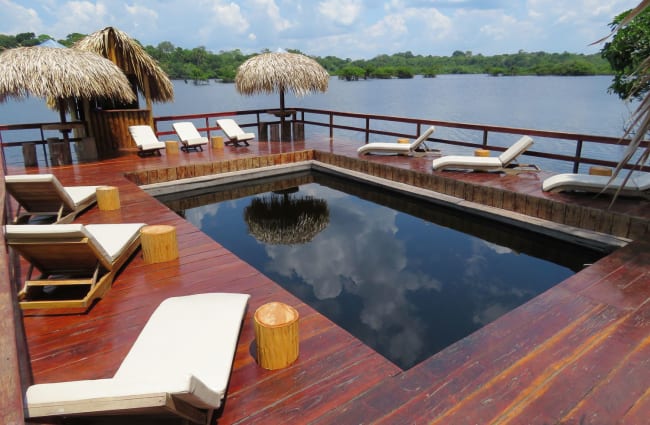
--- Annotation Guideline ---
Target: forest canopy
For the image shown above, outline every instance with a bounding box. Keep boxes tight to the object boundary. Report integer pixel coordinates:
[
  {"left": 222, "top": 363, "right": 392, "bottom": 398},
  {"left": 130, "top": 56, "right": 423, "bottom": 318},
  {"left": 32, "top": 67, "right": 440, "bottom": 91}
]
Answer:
[{"left": 0, "top": 31, "right": 613, "bottom": 82}]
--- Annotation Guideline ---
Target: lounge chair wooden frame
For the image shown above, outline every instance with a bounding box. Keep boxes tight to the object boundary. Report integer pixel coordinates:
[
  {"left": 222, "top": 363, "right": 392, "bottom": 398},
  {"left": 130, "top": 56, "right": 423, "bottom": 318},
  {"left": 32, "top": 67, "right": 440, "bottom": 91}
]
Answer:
[
  {"left": 6, "top": 224, "right": 144, "bottom": 311},
  {"left": 5, "top": 174, "right": 99, "bottom": 224}
]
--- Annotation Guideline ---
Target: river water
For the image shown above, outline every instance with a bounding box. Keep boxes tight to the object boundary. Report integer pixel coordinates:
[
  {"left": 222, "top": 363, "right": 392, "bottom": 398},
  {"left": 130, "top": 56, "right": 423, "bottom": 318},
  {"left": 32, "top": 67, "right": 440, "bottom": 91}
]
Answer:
[{"left": 0, "top": 74, "right": 636, "bottom": 170}]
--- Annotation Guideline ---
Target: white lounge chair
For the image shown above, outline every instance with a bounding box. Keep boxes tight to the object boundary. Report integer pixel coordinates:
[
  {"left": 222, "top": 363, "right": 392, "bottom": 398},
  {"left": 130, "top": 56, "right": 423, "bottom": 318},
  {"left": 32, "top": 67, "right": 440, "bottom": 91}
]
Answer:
[
  {"left": 432, "top": 135, "right": 536, "bottom": 172},
  {"left": 172, "top": 121, "right": 209, "bottom": 152},
  {"left": 5, "top": 173, "right": 99, "bottom": 223},
  {"left": 216, "top": 118, "right": 255, "bottom": 146},
  {"left": 542, "top": 171, "right": 650, "bottom": 199},
  {"left": 357, "top": 126, "right": 437, "bottom": 156},
  {"left": 24, "top": 292, "right": 250, "bottom": 424},
  {"left": 6, "top": 223, "right": 145, "bottom": 311},
  {"left": 128, "top": 125, "right": 166, "bottom": 156}
]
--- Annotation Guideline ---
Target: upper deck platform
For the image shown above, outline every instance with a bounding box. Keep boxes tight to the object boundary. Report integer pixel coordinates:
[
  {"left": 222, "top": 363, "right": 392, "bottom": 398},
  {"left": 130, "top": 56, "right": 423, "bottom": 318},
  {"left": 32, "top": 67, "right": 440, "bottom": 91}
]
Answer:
[{"left": 2, "top": 128, "right": 649, "bottom": 424}]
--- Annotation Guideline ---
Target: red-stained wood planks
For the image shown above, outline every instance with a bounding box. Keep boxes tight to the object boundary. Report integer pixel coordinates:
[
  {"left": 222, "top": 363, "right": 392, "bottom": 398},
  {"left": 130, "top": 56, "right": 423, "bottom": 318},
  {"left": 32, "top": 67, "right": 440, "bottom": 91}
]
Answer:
[{"left": 4, "top": 135, "right": 649, "bottom": 424}]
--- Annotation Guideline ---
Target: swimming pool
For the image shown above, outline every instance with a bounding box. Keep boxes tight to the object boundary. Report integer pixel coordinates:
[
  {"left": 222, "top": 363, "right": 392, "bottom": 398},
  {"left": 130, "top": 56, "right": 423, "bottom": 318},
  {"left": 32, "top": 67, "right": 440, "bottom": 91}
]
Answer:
[{"left": 157, "top": 170, "right": 604, "bottom": 369}]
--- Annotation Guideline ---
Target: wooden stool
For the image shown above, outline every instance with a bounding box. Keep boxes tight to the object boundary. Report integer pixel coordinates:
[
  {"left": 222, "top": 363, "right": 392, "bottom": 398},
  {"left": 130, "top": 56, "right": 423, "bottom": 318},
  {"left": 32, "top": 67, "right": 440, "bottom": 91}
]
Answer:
[
  {"left": 96, "top": 186, "right": 120, "bottom": 211},
  {"left": 211, "top": 136, "right": 224, "bottom": 149},
  {"left": 474, "top": 149, "right": 490, "bottom": 157},
  {"left": 22, "top": 143, "right": 37, "bottom": 167},
  {"left": 164, "top": 140, "right": 179, "bottom": 154},
  {"left": 140, "top": 225, "right": 178, "bottom": 264},
  {"left": 254, "top": 302, "right": 299, "bottom": 370},
  {"left": 397, "top": 138, "right": 410, "bottom": 144},
  {"left": 589, "top": 166, "right": 612, "bottom": 176}
]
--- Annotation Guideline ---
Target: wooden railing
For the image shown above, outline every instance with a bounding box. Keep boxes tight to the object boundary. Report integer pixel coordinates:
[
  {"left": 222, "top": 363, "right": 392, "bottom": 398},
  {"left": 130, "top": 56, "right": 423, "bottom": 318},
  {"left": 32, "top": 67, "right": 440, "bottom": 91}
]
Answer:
[
  {"left": 2, "top": 108, "right": 649, "bottom": 172},
  {"left": 154, "top": 107, "right": 649, "bottom": 173}
]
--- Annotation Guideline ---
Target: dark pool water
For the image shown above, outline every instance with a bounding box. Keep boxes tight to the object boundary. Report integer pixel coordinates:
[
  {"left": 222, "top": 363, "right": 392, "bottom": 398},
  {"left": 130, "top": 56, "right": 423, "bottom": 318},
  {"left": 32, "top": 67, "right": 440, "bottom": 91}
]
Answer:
[{"left": 158, "top": 171, "right": 603, "bottom": 369}]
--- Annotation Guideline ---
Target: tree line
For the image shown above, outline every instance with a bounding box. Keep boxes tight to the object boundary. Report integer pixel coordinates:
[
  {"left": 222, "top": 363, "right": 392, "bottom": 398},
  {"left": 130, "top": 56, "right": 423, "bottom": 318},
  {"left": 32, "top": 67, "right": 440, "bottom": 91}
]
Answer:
[{"left": 0, "top": 31, "right": 614, "bottom": 83}]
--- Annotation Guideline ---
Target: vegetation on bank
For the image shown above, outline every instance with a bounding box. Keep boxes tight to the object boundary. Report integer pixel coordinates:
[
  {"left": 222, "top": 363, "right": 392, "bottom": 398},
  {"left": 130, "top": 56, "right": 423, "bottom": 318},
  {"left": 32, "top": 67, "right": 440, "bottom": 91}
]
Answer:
[{"left": 0, "top": 31, "right": 613, "bottom": 82}]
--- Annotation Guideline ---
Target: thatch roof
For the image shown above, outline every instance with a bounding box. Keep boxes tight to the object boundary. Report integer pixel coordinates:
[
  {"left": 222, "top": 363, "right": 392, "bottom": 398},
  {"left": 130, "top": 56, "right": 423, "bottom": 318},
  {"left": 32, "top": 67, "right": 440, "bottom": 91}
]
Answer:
[
  {"left": 0, "top": 46, "right": 136, "bottom": 105},
  {"left": 244, "top": 194, "right": 330, "bottom": 245},
  {"left": 74, "top": 27, "right": 173, "bottom": 102},
  {"left": 235, "top": 52, "right": 329, "bottom": 98}
]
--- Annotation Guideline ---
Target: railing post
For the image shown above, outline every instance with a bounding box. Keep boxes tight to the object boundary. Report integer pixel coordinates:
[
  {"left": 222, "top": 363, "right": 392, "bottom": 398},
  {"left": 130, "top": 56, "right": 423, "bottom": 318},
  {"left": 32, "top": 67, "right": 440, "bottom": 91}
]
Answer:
[
  {"left": 573, "top": 139, "right": 583, "bottom": 173},
  {"left": 482, "top": 130, "right": 488, "bottom": 148},
  {"left": 365, "top": 118, "right": 370, "bottom": 143},
  {"left": 205, "top": 116, "right": 211, "bottom": 139},
  {"left": 329, "top": 113, "right": 334, "bottom": 139}
]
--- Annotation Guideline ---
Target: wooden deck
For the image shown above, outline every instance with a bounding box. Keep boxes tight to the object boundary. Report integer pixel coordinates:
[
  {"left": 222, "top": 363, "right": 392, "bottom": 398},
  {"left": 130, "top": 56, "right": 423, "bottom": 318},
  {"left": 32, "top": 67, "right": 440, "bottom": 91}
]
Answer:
[{"left": 4, "top": 134, "right": 650, "bottom": 424}]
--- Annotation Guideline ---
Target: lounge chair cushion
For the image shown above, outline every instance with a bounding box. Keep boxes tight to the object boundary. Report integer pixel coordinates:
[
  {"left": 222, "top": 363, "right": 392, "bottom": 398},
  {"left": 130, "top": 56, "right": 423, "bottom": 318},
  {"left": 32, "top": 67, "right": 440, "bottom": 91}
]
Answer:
[
  {"left": 128, "top": 126, "right": 166, "bottom": 152},
  {"left": 216, "top": 119, "right": 255, "bottom": 143},
  {"left": 172, "top": 122, "right": 209, "bottom": 148},
  {"left": 5, "top": 173, "right": 99, "bottom": 211},
  {"left": 26, "top": 374, "right": 219, "bottom": 415},
  {"left": 432, "top": 135, "right": 534, "bottom": 171},
  {"left": 357, "top": 126, "right": 436, "bottom": 155},
  {"left": 25, "top": 292, "right": 250, "bottom": 420},
  {"left": 542, "top": 172, "right": 650, "bottom": 195},
  {"left": 5, "top": 223, "right": 145, "bottom": 264},
  {"left": 498, "top": 135, "right": 534, "bottom": 165}
]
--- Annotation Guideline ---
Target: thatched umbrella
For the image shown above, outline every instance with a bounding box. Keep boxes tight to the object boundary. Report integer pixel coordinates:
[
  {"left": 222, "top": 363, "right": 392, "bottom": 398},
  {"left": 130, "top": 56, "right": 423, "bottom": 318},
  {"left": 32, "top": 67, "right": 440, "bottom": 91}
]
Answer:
[
  {"left": 0, "top": 46, "right": 136, "bottom": 137},
  {"left": 244, "top": 192, "right": 330, "bottom": 245},
  {"left": 235, "top": 51, "right": 329, "bottom": 124},
  {"left": 74, "top": 27, "right": 174, "bottom": 108}
]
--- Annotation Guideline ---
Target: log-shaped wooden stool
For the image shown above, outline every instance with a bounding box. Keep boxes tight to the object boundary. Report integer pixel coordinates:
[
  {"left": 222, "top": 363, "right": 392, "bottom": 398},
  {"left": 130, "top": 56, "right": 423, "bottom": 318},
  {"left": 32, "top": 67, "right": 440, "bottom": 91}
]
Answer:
[
  {"left": 254, "top": 302, "right": 299, "bottom": 370},
  {"left": 140, "top": 225, "right": 178, "bottom": 264},
  {"left": 211, "top": 136, "right": 224, "bottom": 149},
  {"left": 96, "top": 186, "right": 120, "bottom": 211},
  {"left": 589, "top": 166, "right": 613, "bottom": 176},
  {"left": 164, "top": 140, "right": 179, "bottom": 154},
  {"left": 397, "top": 138, "right": 410, "bottom": 144},
  {"left": 474, "top": 149, "right": 490, "bottom": 157}
]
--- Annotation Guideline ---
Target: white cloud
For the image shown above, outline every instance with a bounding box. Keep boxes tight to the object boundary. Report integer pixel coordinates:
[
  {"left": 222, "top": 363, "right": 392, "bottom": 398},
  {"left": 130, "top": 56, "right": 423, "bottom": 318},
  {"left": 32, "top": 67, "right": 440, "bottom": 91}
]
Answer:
[
  {"left": 318, "top": 0, "right": 363, "bottom": 26},
  {"left": 0, "top": 0, "right": 42, "bottom": 34},
  {"left": 252, "top": 0, "right": 291, "bottom": 31},
  {"left": 2, "top": 0, "right": 643, "bottom": 59},
  {"left": 212, "top": 1, "right": 250, "bottom": 33}
]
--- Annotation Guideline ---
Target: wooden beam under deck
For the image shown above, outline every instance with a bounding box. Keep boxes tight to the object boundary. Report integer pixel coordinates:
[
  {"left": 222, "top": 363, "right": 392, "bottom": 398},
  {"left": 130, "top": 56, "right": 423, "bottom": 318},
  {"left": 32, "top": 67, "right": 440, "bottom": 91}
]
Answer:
[{"left": 4, "top": 135, "right": 650, "bottom": 424}]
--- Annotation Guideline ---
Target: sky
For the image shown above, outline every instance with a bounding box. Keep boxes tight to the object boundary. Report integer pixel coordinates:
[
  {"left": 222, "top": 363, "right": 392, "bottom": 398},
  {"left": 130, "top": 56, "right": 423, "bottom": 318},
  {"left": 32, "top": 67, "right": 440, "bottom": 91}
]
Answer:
[{"left": 0, "top": 0, "right": 642, "bottom": 59}]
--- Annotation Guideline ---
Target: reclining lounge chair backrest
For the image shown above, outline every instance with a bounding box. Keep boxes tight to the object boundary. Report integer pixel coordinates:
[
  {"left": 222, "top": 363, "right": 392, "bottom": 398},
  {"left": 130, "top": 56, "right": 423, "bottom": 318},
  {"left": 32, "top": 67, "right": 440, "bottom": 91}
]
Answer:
[
  {"left": 216, "top": 119, "right": 242, "bottom": 139},
  {"left": 5, "top": 224, "right": 112, "bottom": 274},
  {"left": 173, "top": 122, "right": 202, "bottom": 141},
  {"left": 409, "top": 126, "right": 436, "bottom": 150},
  {"left": 5, "top": 174, "right": 76, "bottom": 214},
  {"left": 498, "top": 136, "right": 534, "bottom": 166}
]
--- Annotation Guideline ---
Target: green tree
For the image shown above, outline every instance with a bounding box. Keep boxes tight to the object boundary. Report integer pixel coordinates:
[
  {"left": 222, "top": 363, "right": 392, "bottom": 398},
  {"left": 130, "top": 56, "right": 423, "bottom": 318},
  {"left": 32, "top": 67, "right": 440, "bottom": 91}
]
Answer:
[{"left": 601, "top": 7, "right": 650, "bottom": 99}]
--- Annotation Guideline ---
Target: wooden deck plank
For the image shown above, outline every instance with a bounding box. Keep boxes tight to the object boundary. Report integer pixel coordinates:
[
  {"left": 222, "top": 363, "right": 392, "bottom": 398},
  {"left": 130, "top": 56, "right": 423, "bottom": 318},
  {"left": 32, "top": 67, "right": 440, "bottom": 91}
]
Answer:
[{"left": 5, "top": 136, "right": 649, "bottom": 424}]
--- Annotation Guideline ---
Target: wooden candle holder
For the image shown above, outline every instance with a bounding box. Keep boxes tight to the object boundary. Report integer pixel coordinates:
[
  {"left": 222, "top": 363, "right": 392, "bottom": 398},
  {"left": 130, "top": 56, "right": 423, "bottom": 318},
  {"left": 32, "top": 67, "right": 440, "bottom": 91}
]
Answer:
[
  {"left": 254, "top": 302, "right": 299, "bottom": 370},
  {"left": 96, "top": 186, "right": 120, "bottom": 211},
  {"left": 140, "top": 225, "right": 178, "bottom": 264}
]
